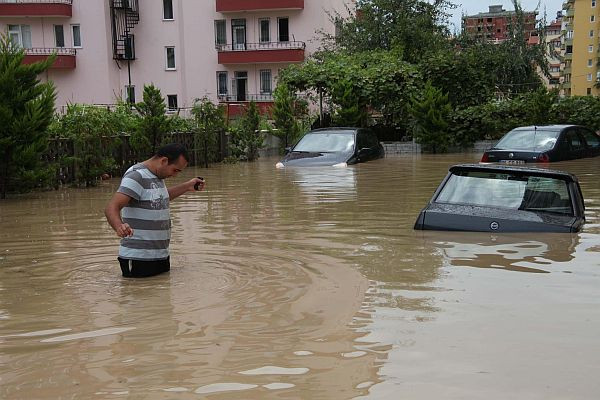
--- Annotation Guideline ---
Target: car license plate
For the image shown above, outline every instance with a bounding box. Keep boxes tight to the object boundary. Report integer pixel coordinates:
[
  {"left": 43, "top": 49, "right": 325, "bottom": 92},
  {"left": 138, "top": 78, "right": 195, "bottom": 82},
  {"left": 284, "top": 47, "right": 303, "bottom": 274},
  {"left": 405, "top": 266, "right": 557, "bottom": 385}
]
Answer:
[{"left": 500, "top": 160, "right": 525, "bottom": 164}]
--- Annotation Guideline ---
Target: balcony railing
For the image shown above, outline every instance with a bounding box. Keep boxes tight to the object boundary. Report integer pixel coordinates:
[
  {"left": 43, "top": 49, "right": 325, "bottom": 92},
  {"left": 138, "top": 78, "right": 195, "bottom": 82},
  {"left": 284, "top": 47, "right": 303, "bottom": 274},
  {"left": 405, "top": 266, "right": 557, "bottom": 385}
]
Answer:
[
  {"left": 0, "top": 0, "right": 72, "bottom": 17},
  {"left": 216, "top": 0, "right": 304, "bottom": 13},
  {"left": 218, "top": 93, "right": 274, "bottom": 102},
  {"left": 216, "top": 41, "right": 305, "bottom": 52},
  {"left": 217, "top": 41, "right": 306, "bottom": 64},
  {"left": 23, "top": 47, "right": 76, "bottom": 68}
]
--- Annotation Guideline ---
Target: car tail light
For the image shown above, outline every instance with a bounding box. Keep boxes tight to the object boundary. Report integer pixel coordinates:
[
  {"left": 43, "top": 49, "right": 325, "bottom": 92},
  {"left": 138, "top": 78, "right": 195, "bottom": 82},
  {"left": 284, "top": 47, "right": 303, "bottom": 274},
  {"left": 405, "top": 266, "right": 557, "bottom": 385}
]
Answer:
[
  {"left": 480, "top": 153, "right": 489, "bottom": 162},
  {"left": 537, "top": 153, "right": 550, "bottom": 163}
]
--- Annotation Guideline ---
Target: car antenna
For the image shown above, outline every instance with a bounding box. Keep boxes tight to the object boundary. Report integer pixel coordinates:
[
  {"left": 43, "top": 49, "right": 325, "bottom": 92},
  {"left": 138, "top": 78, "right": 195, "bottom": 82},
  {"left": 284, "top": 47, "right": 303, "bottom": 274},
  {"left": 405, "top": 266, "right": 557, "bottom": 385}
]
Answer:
[{"left": 533, "top": 125, "right": 537, "bottom": 151}]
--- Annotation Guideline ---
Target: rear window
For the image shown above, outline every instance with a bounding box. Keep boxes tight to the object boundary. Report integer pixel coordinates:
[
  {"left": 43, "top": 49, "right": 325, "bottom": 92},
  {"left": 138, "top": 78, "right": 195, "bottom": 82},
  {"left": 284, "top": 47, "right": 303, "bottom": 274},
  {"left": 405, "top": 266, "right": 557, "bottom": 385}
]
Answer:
[
  {"left": 495, "top": 129, "right": 560, "bottom": 151},
  {"left": 435, "top": 171, "right": 573, "bottom": 215}
]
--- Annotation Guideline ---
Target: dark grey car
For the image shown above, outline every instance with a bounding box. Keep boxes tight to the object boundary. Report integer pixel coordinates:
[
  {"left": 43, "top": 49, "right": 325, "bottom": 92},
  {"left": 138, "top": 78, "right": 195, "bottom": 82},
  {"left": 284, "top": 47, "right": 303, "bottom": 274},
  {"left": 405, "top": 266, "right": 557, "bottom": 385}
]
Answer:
[
  {"left": 276, "top": 127, "right": 384, "bottom": 167},
  {"left": 414, "top": 164, "right": 585, "bottom": 233}
]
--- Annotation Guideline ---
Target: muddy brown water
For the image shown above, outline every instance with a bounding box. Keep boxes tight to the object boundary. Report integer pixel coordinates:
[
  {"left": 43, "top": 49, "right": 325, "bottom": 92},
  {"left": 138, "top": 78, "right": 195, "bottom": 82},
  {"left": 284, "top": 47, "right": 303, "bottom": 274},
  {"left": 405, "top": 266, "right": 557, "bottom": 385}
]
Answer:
[{"left": 1, "top": 155, "right": 599, "bottom": 399}]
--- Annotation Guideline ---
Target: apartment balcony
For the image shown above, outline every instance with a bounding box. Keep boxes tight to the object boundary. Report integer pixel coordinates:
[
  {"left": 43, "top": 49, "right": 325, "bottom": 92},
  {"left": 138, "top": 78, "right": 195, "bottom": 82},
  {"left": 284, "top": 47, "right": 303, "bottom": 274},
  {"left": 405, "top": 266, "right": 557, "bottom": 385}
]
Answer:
[
  {"left": 218, "top": 94, "right": 274, "bottom": 117},
  {"left": 563, "top": 53, "right": 572, "bottom": 60},
  {"left": 217, "top": 41, "right": 305, "bottom": 64},
  {"left": 563, "top": 66, "right": 571, "bottom": 74},
  {"left": 0, "top": 0, "right": 72, "bottom": 17},
  {"left": 23, "top": 47, "right": 76, "bottom": 69},
  {"left": 216, "top": 0, "right": 303, "bottom": 13}
]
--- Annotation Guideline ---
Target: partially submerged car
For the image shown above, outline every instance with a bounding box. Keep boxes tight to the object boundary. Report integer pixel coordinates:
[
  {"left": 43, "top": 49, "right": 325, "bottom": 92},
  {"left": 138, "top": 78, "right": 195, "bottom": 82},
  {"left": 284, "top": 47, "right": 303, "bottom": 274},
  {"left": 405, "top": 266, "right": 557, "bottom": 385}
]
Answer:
[
  {"left": 275, "top": 127, "right": 384, "bottom": 168},
  {"left": 414, "top": 164, "right": 585, "bottom": 233},
  {"left": 481, "top": 125, "right": 600, "bottom": 163}
]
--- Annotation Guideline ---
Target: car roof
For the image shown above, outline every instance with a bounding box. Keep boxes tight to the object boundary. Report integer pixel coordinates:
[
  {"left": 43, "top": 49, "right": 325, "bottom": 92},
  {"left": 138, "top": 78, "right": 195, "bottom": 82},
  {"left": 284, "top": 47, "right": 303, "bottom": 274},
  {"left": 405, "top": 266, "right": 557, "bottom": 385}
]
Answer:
[
  {"left": 511, "top": 124, "right": 582, "bottom": 132},
  {"left": 450, "top": 163, "right": 579, "bottom": 182}
]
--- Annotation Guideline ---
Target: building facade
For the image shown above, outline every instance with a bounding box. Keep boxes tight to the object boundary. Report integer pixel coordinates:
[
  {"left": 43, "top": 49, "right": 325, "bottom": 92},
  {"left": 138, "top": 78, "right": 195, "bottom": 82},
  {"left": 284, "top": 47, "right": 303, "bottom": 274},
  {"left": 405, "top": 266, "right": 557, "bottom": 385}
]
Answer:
[
  {"left": 462, "top": 4, "right": 537, "bottom": 43},
  {"left": 544, "top": 15, "right": 563, "bottom": 91},
  {"left": 560, "top": 0, "right": 600, "bottom": 96},
  {"left": 0, "top": 0, "right": 349, "bottom": 115}
]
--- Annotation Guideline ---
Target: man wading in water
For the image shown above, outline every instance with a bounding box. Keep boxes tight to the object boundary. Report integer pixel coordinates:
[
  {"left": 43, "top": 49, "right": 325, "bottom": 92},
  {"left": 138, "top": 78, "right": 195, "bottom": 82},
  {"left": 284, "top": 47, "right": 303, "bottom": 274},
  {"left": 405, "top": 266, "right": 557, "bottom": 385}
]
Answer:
[{"left": 105, "top": 143, "right": 205, "bottom": 278}]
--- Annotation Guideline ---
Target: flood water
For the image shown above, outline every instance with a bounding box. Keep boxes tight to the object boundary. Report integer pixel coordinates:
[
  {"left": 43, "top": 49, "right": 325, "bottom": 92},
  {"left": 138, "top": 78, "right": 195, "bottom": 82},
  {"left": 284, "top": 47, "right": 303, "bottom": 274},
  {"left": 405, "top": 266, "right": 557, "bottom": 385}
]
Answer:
[{"left": 1, "top": 154, "right": 599, "bottom": 399}]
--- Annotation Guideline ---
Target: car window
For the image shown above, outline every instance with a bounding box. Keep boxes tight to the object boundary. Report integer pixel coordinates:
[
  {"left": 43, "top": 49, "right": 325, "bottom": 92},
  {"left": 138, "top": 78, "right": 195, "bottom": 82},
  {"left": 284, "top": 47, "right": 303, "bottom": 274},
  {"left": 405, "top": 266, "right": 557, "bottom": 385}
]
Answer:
[
  {"left": 436, "top": 171, "right": 573, "bottom": 215},
  {"left": 495, "top": 129, "right": 559, "bottom": 151},
  {"left": 356, "top": 132, "right": 367, "bottom": 149},
  {"left": 293, "top": 131, "right": 355, "bottom": 153},
  {"left": 365, "top": 130, "right": 380, "bottom": 148},
  {"left": 565, "top": 130, "right": 584, "bottom": 151},
  {"left": 580, "top": 129, "right": 600, "bottom": 148}
]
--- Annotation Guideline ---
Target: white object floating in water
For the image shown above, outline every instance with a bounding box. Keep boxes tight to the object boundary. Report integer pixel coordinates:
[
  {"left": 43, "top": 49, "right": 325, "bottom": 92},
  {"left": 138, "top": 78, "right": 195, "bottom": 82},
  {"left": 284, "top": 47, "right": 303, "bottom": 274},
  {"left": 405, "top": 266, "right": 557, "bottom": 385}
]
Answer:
[
  {"left": 239, "top": 366, "right": 309, "bottom": 375},
  {"left": 41, "top": 327, "right": 135, "bottom": 343},
  {"left": 194, "top": 383, "right": 258, "bottom": 394},
  {"left": 341, "top": 351, "right": 367, "bottom": 358},
  {"left": 162, "top": 387, "right": 189, "bottom": 392},
  {"left": 356, "top": 381, "right": 374, "bottom": 389},
  {"left": 293, "top": 350, "right": 313, "bottom": 356},
  {"left": 263, "top": 383, "right": 295, "bottom": 390},
  {"left": 332, "top": 162, "right": 348, "bottom": 168},
  {"left": 10, "top": 328, "right": 72, "bottom": 337},
  {"left": 275, "top": 162, "right": 285, "bottom": 169}
]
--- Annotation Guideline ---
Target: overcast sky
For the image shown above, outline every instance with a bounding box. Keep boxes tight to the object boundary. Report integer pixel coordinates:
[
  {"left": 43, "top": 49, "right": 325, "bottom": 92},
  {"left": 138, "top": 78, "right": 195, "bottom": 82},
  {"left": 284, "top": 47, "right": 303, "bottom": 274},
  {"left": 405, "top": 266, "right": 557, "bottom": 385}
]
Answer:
[{"left": 448, "top": 0, "right": 565, "bottom": 32}]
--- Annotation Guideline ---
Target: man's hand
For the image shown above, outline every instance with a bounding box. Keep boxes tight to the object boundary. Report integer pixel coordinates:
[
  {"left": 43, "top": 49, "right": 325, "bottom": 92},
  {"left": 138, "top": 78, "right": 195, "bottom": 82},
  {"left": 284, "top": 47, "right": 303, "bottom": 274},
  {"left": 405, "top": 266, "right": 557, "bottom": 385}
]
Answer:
[
  {"left": 116, "top": 223, "right": 134, "bottom": 238},
  {"left": 192, "top": 177, "right": 205, "bottom": 192}
]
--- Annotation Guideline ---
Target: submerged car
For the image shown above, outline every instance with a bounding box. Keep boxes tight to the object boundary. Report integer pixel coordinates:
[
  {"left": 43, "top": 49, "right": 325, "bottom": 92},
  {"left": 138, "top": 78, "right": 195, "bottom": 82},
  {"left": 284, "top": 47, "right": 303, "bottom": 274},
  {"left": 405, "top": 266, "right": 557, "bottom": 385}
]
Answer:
[
  {"left": 414, "top": 164, "right": 585, "bottom": 233},
  {"left": 481, "top": 125, "right": 600, "bottom": 163},
  {"left": 275, "top": 127, "right": 384, "bottom": 168}
]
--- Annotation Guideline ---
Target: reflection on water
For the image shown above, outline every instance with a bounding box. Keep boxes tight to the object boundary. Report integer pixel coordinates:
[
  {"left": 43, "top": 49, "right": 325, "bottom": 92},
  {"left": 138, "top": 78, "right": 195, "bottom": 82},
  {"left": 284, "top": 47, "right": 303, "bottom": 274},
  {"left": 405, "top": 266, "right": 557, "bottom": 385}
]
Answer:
[{"left": 0, "top": 154, "right": 599, "bottom": 399}]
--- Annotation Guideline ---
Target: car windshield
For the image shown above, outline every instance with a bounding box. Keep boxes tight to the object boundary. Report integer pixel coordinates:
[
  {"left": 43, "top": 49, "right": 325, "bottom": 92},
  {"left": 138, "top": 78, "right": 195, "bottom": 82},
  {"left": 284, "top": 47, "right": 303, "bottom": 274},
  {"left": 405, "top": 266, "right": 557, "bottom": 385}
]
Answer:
[
  {"left": 495, "top": 130, "right": 560, "bottom": 151},
  {"left": 293, "top": 131, "right": 355, "bottom": 153},
  {"left": 436, "top": 171, "right": 573, "bottom": 215}
]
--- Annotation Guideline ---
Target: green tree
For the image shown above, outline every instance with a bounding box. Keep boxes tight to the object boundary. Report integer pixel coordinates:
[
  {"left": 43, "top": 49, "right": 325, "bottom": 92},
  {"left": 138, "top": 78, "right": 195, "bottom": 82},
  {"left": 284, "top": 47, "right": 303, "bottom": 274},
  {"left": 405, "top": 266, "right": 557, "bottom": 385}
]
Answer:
[
  {"left": 49, "top": 104, "right": 120, "bottom": 187},
  {"left": 408, "top": 81, "right": 452, "bottom": 153},
  {"left": 332, "top": 79, "right": 367, "bottom": 127},
  {"left": 272, "top": 83, "right": 305, "bottom": 149},
  {"left": 0, "top": 34, "right": 57, "bottom": 198},
  {"left": 131, "top": 84, "right": 172, "bottom": 157},
  {"left": 191, "top": 97, "right": 226, "bottom": 167},
  {"left": 228, "top": 102, "right": 264, "bottom": 161},
  {"left": 325, "top": 0, "right": 455, "bottom": 62}
]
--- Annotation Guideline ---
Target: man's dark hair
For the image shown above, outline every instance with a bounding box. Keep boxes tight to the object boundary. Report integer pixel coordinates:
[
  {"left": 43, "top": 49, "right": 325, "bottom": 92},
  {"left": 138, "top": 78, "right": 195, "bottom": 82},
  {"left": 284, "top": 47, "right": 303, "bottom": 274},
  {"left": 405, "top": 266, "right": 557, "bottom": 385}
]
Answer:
[{"left": 155, "top": 143, "right": 189, "bottom": 163}]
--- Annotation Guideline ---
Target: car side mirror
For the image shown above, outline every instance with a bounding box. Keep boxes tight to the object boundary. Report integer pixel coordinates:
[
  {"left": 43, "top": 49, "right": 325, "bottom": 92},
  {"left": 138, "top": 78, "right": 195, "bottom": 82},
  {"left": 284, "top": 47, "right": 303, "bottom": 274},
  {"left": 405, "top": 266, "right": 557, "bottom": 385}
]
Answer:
[{"left": 358, "top": 147, "right": 370, "bottom": 156}]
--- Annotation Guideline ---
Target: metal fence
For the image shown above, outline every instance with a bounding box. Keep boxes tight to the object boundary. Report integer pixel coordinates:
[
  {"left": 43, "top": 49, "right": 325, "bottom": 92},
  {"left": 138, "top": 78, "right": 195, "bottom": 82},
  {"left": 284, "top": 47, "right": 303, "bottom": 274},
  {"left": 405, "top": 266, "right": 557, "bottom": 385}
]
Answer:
[{"left": 44, "top": 131, "right": 228, "bottom": 184}]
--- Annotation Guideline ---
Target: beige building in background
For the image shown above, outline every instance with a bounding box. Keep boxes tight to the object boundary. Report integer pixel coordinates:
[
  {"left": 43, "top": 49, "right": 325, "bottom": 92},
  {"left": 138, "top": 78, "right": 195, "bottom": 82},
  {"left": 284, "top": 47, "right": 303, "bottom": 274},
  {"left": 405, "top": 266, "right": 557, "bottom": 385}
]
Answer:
[{"left": 560, "top": 0, "right": 600, "bottom": 96}]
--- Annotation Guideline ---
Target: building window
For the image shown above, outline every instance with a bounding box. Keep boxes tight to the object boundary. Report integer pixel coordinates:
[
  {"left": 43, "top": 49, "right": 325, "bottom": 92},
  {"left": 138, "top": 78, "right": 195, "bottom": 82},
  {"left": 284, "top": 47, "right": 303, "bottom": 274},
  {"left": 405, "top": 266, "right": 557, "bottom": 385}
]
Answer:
[
  {"left": 214, "top": 20, "right": 226, "bottom": 46},
  {"left": 587, "top": 87, "right": 592, "bottom": 95},
  {"left": 125, "top": 85, "right": 135, "bottom": 104},
  {"left": 260, "top": 69, "right": 272, "bottom": 94},
  {"left": 589, "top": 59, "right": 593, "bottom": 67},
  {"left": 587, "top": 73, "right": 593, "bottom": 81},
  {"left": 589, "top": 45, "right": 594, "bottom": 52},
  {"left": 593, "top": 0, "right": 597, "bottom": 8},
  {"left": 590, "top": 29, "right": 595, "bottom": 37},
  {"left": 163, "top": 0, "right": 174, "bottom": 20},
  {"left": 278, "top": 17, "right": 289, "bottom": 42},
  {"left": 259, "top": 18, "right": 270, "bottom": 43},
  {"left": 54, "top": 25, "right": 65, "bottom": 48},
  {"left": 216, "top": 71, "right": 228, "bottom": 96},
  {"left": 8, "top": 24, "right": 32, "bottom": 48},
  {"left": 592, "top": 15, "right": 596, "bottom": 22},
  {"left": 165, "top": 47, "right": 176, "bottom": 69},
  {"left": 71, "top": 25, "right": 81, "bottom": 48},
  {"left": 167, "top": 95, "right": 178, "bottom": 111}
]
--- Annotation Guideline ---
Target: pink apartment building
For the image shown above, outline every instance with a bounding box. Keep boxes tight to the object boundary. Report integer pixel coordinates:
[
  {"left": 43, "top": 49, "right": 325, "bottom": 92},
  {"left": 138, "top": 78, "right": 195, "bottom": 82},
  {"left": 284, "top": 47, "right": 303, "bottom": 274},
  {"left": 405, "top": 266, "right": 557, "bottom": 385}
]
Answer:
[{"left": 0, "top": 0, "right": 349, "bottom": 116}]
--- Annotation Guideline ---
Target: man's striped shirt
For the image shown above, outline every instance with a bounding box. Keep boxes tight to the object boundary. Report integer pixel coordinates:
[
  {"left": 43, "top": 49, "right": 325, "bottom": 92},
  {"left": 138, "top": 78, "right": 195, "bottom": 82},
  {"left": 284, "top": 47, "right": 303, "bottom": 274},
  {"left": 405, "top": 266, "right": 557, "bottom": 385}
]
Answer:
[{"left": 117, "top": 163, "right": 170, "bottom": 260}]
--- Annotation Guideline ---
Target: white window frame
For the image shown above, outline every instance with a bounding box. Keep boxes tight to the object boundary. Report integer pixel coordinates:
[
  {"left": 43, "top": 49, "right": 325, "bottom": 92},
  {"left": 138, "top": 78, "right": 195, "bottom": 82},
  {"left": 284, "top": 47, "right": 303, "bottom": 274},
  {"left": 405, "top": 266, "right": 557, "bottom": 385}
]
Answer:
[
  {"left": 214, "top": 20, "right": 227, "bottom": 47},
  {"left": 590, "top": 29, "right": 595, "bottom": 37},
  {"left": 54, "top": 24, "right": 65, "bottom": 48},
  {"left": 587, "top": 73, "right": 593, "bottom": 81},
  {"left": 216, "top": 71, "right": 228, "bottom": 96},
  {"left": 589, "top": 45, "right": 594, "bottom": 52},
  {"left": 125, "top": 85, "right": 135, "bottom": 104},
  {"left": 165, "top": 46, "right": 176, "bottom": 70},
  {"left": 592, "top": 15, "right": 596, "bottom": 22},
  {"left": 588, "top": 59, "right": 593, "bottom": 67},
  {"left": 259, "top": 18, "right": 270, "bottom": 43},
  {"left": 593, "top": 0, "right": 597, "bottom": 8},
  {"left": 163, "top": 0, "right": 174, "bottom": 20},
  {"left": 260, "top": 69, "right": 272, "bottom": 94},
  {"left": 8, "top": 24, "right": 32, "bottom": 48},
  {"left": 167, "top": 94, "right": 178, "bottom": 111},
  {"left": 71, "top": 24, "right": 82, "bottom": 48}
]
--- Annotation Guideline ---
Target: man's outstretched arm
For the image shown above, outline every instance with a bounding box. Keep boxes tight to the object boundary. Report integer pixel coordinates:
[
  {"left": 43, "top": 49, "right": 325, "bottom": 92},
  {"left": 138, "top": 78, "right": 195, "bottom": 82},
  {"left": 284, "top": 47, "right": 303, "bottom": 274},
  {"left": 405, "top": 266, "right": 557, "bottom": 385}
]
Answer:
[{"left": 168, "top": 177, "right": 205, "bottom": 201}]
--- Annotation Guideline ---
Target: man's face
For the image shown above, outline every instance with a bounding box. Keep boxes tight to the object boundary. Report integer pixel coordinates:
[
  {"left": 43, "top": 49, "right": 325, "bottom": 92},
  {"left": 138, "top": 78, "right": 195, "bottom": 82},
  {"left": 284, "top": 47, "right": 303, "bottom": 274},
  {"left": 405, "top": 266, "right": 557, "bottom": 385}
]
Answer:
[{"left": 157, "top": 155, "right": 188, "bottom": 179}]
